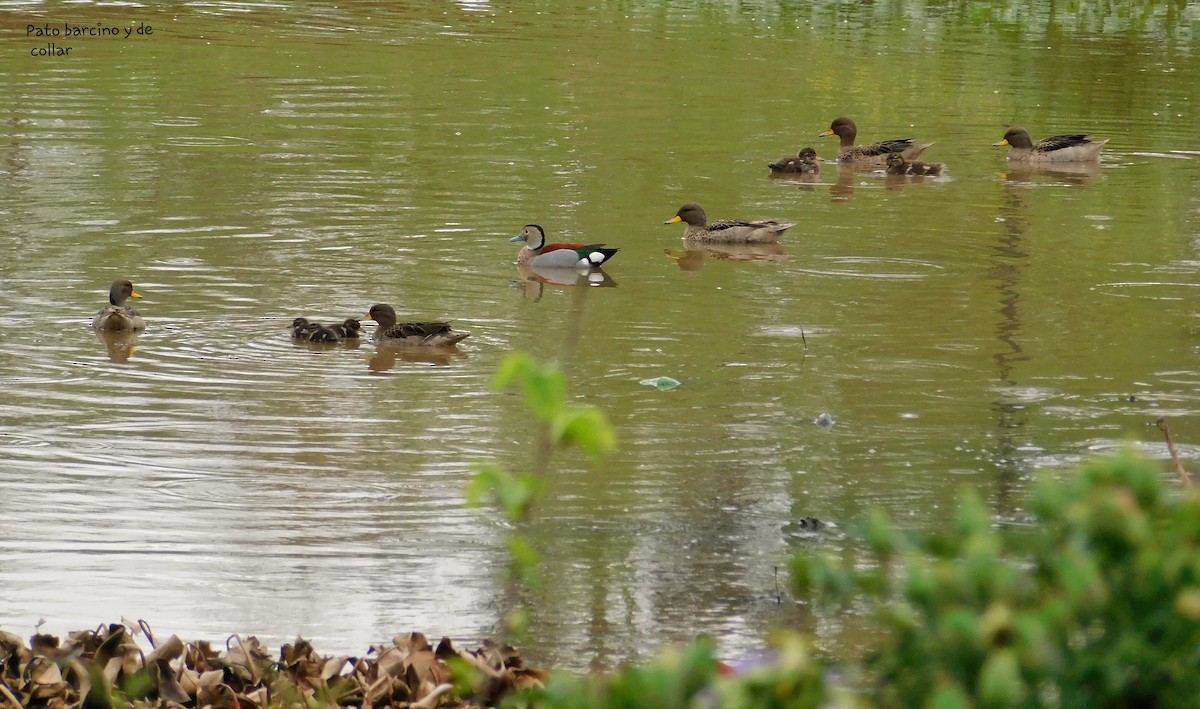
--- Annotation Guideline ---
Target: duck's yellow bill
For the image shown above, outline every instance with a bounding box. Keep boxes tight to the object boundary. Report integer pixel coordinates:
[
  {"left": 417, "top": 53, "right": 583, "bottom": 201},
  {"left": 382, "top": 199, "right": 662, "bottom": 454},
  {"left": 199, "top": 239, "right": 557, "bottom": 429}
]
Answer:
[
  {"left": 665, "top": 215, "right": 682, "bottom": 224},
  {"left": 993, "top": 139, "right": 1010, "bottom": 147},
  {"left": 130, "top": 290, "right": 142, "bottom": 298}
]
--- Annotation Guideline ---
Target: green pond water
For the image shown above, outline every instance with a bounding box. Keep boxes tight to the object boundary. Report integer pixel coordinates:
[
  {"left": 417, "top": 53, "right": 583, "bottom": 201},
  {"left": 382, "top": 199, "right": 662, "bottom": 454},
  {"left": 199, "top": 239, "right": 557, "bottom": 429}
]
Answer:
[{"left": 1, "top": 1, "right": 1199, "bottom": 670}]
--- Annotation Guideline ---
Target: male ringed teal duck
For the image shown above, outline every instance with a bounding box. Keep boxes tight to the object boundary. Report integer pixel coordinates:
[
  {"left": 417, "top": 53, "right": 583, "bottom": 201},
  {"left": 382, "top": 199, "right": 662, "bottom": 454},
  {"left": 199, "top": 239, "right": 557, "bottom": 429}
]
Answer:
[
  {"left": 510, "top": 225, "right": 618, "bottom": 269},
  {"left": 365, "top": 303, "right": 469, "bottom": 348},
  {"left": 93, "top": 279, "right": 145, "bottom": 331},
  {"left": 819, "top": 116, "right": 932, "bottom": 166},
  {"left": 665, "top": 203, "right": 793, "bottom": 244},
  {"left": 768, "top": 146, "right": 820, "bottom": 174},
  {"left": 994, "top": 127, "right": 1107, "bottom": 162},
  {"left": 885, "top": 152, "right": 945, "bottom": 176}
]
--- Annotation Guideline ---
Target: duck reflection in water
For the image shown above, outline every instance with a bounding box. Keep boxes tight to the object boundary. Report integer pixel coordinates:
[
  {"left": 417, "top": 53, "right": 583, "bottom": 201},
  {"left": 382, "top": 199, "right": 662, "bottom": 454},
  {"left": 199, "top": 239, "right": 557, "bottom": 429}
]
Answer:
[
  {"left": 365, "top": 346, "right": 464, "bottom": 372},
  {"left": 515, "top": 262, "right": 617, "bottom": 302},
  {"left": 664, "top": 242, "right": 787, "bottom": 272},
  {"left": 1000, "top": 161, "right": 1103, "bottom": 186},
  {"left": 94, "top": 329, "right": 140, "bottom": 363}
]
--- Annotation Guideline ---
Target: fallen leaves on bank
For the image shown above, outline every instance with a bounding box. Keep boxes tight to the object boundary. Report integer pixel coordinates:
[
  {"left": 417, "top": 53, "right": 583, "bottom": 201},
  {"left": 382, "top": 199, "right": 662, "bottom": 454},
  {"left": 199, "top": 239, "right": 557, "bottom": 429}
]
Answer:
[{"left": 0, "top": 621, "right": 546, "bottom": 708}]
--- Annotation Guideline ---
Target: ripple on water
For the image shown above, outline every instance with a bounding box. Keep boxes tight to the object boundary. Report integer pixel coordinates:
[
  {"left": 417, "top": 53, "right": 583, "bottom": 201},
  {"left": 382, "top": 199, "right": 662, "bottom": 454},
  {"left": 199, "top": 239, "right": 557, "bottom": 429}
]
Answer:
[
  {"left": 794, "top": 256, "right": 944, "bottom": 281},
  {"left": 1091, "top": 281, "right": 1200, "bottom": 301}
]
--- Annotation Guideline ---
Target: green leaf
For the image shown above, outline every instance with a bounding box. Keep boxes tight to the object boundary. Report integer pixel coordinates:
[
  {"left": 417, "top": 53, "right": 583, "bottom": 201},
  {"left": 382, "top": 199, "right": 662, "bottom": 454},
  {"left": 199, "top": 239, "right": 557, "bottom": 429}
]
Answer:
[{"left": 552, "top": 407, "right": 617, "bottom": 459}]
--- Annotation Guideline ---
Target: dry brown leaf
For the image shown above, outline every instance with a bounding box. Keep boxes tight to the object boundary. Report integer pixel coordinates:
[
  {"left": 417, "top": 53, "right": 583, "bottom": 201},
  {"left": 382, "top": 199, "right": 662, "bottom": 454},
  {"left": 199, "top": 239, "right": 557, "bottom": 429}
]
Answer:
[
  {"left": 321, "top": 656, "right": 350, "bottom": 682},
  {"left": 374, "top": 646, "right": 407, "bottom": 678},
  {"left": 392, "top": 632, "right": 430, "bottom": 655},
  {"left": 102, "top": 656, "right": 123, "bottom": 685},
  {"left": 145, "top": 635, "right": 185, "bottom": 665},
  {"left": 29, "top": 656, "right": 64, "bottom": 685}
]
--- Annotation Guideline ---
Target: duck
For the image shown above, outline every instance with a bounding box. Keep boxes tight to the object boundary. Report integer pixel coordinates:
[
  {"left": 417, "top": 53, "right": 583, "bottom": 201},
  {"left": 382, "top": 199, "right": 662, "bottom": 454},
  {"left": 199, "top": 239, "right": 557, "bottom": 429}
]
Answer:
[
  {"left": 92, "top": 279, "right": 145, "bottom": 331},
  {"left": 510, "top": 225, "right": 618, "bottom": 269},
  {"left": 818, "top": 116, "right": 932, "bottom": 166},
  {"left": 291, "top": 317, "right": 318, "bottom": 339},
  {"left": 993, "top": 127, "right": 1107, "bottom": 162},
  {"left": 328, "top": 318, "right": 362, "bottom": 340},
  {"left": 292, "top": 317, "right": 361, "bottom": 343},
  {"left": 365, "top": 303, "right": 470, "bottom": 348},
  {"left": 885, "top": 152, "right": 945, "bottom": 176},
  {"left": 664, "top": 202, "right": 793, "bottom": 244},
  {"left": 768, "top": 146, "right": 820, "bottom": 174}
]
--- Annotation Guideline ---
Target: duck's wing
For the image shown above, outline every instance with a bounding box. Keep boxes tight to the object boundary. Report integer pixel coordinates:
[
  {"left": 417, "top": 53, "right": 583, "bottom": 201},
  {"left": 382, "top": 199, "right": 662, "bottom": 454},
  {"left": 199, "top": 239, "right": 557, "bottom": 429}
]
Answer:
[
  {"left": 382, "top": 321, "right": 456, "bottom": 339},
  {"left": 1034, "top": 134, "right": 1093, "bottom": 152},
  {"left": 853, "top": 138, "right": 915, "bottom": 159}
]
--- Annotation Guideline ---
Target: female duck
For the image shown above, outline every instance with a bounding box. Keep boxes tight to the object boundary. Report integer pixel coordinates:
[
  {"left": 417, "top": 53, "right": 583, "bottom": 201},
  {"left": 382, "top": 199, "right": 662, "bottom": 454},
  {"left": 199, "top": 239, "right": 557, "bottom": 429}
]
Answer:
[
  {"left": 665, "top": 203, "right": 793, "bottom": 244},
  {"left": 994, "top": 127, "right": 1107, "bottom": 162},
  {"left": 510, "top": 225, "right": 618, "bottom": 269},
  {"left": 365, "top": 304, "right": 469, "bottom": 348},
  {"left": 93, "top": 279, "right": 145, "bottom": 331},
  {"left": 819, "top": 116, "right": 932, "bottom": 166},
  {"left": 768, "top": 146, "right": 820, "bottom": 174}
]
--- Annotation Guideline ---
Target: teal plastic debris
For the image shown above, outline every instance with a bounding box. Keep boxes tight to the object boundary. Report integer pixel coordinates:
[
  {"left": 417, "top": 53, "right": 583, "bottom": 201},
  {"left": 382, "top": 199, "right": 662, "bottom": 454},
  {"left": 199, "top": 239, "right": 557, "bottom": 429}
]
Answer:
[{"left": 640, "top": 376, "right": 682, "bottom": 391}]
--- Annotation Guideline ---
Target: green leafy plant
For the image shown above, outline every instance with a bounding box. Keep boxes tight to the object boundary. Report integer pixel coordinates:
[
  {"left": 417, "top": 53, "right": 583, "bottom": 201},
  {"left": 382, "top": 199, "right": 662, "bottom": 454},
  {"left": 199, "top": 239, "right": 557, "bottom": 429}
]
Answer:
[
  {"left": 466, "top": 352, "right": 617, "bottom": 639},
  {"left": 511, "top": 634, "right": 827, "bottom": 709},
  {"left": 794, "top": 449, "right": 1200, "bottom": 708}
]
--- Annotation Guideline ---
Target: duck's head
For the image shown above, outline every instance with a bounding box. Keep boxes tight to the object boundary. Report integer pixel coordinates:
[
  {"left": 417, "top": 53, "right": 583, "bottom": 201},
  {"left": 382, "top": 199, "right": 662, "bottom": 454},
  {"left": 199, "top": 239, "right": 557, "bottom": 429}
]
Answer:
[
  {"left": 665, "top": 202, "right": 706, "bottom": 227},
  {"left": 365, "top": 303, "right": 397, "bottom": 329},
  {"left": 995, "top": 127, "right": 1032, "bottom": 149},
  {"left": 511, "top": 224, "right": 546, "bottom": 249},
  {"left": 109, "top": 279, "right": 141, "bottom": 306},
  {"left": 820, "top": 116, "right": 857, "bottom": 141}
]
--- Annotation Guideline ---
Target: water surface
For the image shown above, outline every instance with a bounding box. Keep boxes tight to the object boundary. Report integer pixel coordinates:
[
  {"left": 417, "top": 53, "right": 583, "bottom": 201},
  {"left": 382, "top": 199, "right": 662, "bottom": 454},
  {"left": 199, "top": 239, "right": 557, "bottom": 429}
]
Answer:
[{"left": 2, "top": 1, "right": 1199, "bottom": 670}]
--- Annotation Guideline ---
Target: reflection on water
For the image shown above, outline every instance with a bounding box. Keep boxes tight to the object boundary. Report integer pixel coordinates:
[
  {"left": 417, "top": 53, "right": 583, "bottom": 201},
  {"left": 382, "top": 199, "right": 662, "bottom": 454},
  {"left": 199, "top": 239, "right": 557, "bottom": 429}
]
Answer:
[
  {"left": 94, "top": 329, "right": 141, "bottom": 364},
  {"left": 365, "top": 344, "right": 466, "bottom": 371},
  {"left": 2, "top": 0, "right": 1200, "bottom": 671},
  {"left": 664, "top": 243, "right": 788, "bottom": 272},
  {"left": 515, "top": 264, "right": 617, "bottom": 302},
  {"left": 1000, "top": 161, "right": 1105, "bottom": 185}
]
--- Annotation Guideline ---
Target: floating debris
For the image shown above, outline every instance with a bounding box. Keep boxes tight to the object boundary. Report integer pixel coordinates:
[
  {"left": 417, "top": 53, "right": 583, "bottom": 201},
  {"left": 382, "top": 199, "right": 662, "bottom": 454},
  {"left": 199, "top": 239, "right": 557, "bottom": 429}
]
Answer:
[
  {"left": 814, "top": 413, "right": 835, "bottom": 428},
  {"left": 640, "top": 376, "right": 682, "bottom": 391}
]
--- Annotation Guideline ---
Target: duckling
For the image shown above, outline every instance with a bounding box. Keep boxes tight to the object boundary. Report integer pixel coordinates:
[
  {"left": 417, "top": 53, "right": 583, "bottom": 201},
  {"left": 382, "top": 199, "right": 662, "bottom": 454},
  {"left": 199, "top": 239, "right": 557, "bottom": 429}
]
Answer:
[
  {"left": 994, "top": 127, "right": 1107, "bottom": 162},
  {"left": 819, "top": 116, "right": 932, "bottom": 166},
  {"left": 510, "top": 225, "right": 618, "bottom": 269},
  {"left": 309, "top": 325, "right": 346, "bottom": 343},
  {"left": 664, "top": 203, "right": 792, "bottom": 244},
  {"left": 291, "top": 317, "right": 318, "bottom": 339},
  {"left": 327, "top": 318, "right": 362, "bottom": 340},
  {"left": 768, "top": 146, "right": 820, "bottom": 174},
  {"left": 885, "top": 152, "right": 945, "bottom": 176},
  {"left": 365, "top": 303, "right": 469, "bottom": 348},
  {"left": 93, "top": 279, "right": 145, "bottom": 331}
]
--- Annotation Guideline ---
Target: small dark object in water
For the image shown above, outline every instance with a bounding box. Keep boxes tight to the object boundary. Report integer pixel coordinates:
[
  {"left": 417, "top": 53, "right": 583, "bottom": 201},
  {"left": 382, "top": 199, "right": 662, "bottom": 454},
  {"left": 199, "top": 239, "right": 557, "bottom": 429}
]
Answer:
[
  {"left": 768, "top": 146, "right": 820, "bottom": 174},
  {"left": 885, "top": 152, "right": 944, "bottom": 176},
  {"left": 798, "top": 516, "right": 822, "bottom": 530}
]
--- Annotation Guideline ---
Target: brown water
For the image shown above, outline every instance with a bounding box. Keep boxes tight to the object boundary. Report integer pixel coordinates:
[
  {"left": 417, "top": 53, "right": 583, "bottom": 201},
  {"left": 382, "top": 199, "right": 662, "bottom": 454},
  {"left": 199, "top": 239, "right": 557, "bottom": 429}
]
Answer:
[{"left": 1, "top": 1, "right": 1199, "bottom": 670}]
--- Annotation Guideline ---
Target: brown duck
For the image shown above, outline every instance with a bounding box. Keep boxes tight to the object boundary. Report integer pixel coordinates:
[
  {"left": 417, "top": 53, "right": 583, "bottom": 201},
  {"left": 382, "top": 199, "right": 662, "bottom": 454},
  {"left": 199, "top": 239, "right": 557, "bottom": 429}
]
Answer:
[
  {"left": 994, "top": 127, "right": 1107, "bottom": 162},
  {"left": 819, "top": 116, "right": 932, "bottom": 166},
  {"left": 664, "top": 203, "right": 793, "bottom": 244},
  {"left": 365, "top": 304, "right": 469, "bottom": 348},
  {"left": 93, "top": 279, "right": 145, "bottom": 332}
]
